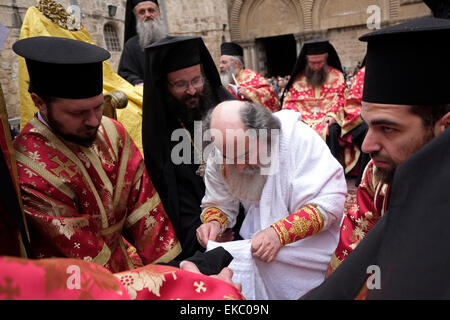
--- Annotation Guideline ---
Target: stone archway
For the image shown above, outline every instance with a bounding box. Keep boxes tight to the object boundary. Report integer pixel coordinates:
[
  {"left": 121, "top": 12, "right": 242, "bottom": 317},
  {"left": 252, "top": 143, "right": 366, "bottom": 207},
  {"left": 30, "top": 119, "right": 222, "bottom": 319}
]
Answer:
[
  {"left": 229, "top": 0, "right": 304, "bottom": 72},
  {"left": 232, "top": 0, "right": 304, "bottom": 40}
]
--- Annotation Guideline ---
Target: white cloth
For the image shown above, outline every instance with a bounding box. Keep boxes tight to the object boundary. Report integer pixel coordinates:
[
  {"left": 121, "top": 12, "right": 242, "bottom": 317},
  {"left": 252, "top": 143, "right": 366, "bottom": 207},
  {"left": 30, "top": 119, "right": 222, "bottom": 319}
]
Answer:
[
  {"left": 207, "top": 240, "right": 270, "bottom": 299},
  {"left": 202, "top": 110, "right": 347, "bottom": 300}
]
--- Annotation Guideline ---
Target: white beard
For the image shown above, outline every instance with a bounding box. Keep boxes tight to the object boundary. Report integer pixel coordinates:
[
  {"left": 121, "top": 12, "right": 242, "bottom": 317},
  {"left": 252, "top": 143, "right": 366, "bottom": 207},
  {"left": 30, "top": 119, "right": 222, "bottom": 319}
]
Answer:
[
  {"left": 136, "top": 16, "right": 167, "bottom": 50},
  {"left": 220, "top": 71, "right": 233, "bottom": 87},
  {"left": 223, "top": 164, "right": 268, "bottom": 203},
  {"left": 220, "top": 63, "right": 239, "bottom": 87}
]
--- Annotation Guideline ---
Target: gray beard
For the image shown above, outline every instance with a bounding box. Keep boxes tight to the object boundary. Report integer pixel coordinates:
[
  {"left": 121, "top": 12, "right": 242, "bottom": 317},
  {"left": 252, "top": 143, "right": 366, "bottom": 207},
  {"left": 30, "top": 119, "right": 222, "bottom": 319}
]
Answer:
[
  {"left": 306, "top": 64, "right": 329, "bottom": 87},
  {"left": 223, "top": 164, "right": 268, "bottom": 203},
  {"left": 136, "top": 17, "right": 167, "bottom": 50},
  {"left": 220, "top": 64, "right": 238, "bottom": 87},
  {"left": 220, "top": 72, "right": 232, "bottom": 87}
]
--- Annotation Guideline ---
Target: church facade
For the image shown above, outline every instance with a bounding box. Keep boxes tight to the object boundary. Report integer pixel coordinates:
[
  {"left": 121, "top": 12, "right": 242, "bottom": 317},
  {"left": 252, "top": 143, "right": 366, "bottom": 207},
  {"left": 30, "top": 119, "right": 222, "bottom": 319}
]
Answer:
[{"left": 0, "top": 0, "right": 429, "bottom": 120}]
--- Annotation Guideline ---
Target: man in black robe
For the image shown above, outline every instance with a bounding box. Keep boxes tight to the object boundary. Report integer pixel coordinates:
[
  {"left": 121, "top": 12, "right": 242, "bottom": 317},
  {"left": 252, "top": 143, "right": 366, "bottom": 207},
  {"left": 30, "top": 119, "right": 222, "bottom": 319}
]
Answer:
[
  {"left": 142, "top": 36, "right": 240, "bottom": 260},
  {"left": 118, "top": 0, "right": 167, "bottom": 86}
]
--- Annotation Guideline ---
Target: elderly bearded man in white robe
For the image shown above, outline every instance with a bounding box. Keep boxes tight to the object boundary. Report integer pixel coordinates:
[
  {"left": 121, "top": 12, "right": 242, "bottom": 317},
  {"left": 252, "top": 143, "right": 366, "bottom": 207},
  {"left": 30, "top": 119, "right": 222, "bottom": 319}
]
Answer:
[{"left": 196, "top": 100, "right": 347, "bottom": 300}]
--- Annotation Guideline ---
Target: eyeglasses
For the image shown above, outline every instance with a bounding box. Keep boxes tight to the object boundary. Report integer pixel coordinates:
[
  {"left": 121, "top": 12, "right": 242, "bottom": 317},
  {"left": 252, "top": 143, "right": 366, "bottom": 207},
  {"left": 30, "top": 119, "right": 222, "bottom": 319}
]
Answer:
[{"left": 168, "top": 76, "right": 205, "bottom": 93}]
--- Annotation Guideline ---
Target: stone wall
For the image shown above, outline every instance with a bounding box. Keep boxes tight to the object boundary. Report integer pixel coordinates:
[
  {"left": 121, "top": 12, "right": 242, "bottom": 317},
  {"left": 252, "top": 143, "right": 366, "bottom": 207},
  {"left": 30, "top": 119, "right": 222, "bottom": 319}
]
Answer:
[
  {"left": 1, "top": 1, "right": 29, "bottom": 119},
  {"left": 165, "top": 0, "right": 230, "bottom": 66}
]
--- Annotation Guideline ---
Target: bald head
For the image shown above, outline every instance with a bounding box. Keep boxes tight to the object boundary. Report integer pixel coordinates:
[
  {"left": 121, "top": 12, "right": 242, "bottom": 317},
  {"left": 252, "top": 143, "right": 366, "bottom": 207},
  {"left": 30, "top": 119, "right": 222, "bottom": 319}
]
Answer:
[
  {"left": 207, "top": 100, "right": 280, "bottom": 173},
  {"left": 211, "top": 100, "right": 246, "bottom": 133},
  {"left": 210, "top": 101, "right": 247, "bottom": 166}
]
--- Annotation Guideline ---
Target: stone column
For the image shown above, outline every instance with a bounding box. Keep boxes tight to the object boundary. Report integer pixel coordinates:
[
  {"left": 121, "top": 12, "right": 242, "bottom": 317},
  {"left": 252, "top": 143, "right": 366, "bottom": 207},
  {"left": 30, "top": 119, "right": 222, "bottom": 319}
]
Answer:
[
  {"left": 237, "top": 39, "right": 256, "bottom": 70},
  {"left": 294, "top": 33, "right": 307, "bottom": 57},
  {"left": 159, "top": 0, "right": 170, "bottom": 32}
]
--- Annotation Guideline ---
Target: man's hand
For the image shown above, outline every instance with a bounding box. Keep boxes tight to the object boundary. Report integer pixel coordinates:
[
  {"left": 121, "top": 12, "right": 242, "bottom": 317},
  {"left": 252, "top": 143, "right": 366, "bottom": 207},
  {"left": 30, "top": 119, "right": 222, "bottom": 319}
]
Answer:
[
  {"left": 322, "top": 116, "right": 337, "bottom": 126},
  {"left": 180, "top": 261, "right": 242, "bottom": 292},
  {"left": 250, "top": 227, "right": 282, "bottom": 263},
  {"left": 196, "top": 221, "right": 222, "bottom": 248},
  {"left": 237, "top": 86, "right": 250, "bottom": 100}
]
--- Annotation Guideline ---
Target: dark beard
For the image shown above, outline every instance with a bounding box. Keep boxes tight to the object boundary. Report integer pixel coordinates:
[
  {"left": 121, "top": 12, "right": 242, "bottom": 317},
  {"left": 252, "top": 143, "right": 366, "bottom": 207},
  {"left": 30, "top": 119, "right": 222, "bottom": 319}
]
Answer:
[
  {"left": 306, "top": 64, "right": 328, "bottom": 87},
  {"left": 371, "top": 128, "right": 435, "bottom": 184},
  {"left": 47, "top": 107, "right": 98, "bottom": 148},
  {"left": 375, "top": 166, "right": 395, "bottom": 185},
  {"left": 164, "top": 80, "right": 215, "bottom": 128}
]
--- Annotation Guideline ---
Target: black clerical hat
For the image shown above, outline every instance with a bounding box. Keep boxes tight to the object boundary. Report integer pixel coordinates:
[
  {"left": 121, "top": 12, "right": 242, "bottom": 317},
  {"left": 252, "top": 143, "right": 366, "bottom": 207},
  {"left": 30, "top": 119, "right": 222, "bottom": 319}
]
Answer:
[
  {"left": 220, "top": 42, "right": 244, "bottom": 57},
  {"left": 303, "top": 39, "right": 329, "bottom": 55},
  {"left": 124, "top": 0, "right": 159, "bottom": 43},
  {"left": 131, "top": 0, "right": 158, "bottom": 7},
  {"left": 360, "top": 17, "right": 450, "bottom": 105},
  {"left": 13, "top": 36, "right": 110, "bottom": 99},
  {"left": 149, "top": 36, "right": 202, "bottom": 73}
]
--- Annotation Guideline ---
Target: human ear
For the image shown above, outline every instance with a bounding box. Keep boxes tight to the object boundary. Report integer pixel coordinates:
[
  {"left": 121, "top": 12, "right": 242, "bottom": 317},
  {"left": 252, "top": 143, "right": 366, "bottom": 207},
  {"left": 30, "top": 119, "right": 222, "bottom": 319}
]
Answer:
[
  {"left": 30, "top": 93, "right": 44, "bottom": 109},
  {"left": 434, "top": 111, "right": 450, "bottom": 136},
  {"left": 30, "top": 93, "right": 48, "bottom": 118}
]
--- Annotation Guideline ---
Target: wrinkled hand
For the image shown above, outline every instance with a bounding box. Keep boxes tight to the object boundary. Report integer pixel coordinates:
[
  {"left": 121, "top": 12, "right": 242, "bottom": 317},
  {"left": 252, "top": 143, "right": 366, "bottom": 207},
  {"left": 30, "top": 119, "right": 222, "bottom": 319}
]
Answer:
[
  {"left": 196, "top": 221, "right": 222, "bottom": 248},
  {"left": 180, "top": 261, "right": 242, "bottom": 292},
  {"left": 251, "top": 228, "right": 282, "bottom": 263},
  {"left": 322, "top": 116, "right": 336, "bottom": 126}
]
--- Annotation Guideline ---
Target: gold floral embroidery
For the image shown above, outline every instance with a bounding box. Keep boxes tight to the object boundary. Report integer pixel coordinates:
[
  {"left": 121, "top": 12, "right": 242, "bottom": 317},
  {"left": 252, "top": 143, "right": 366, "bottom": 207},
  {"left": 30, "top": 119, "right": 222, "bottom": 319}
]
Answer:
[
  {"left": 271, "top": 204, "right": 324, "bottom": 246},
  {"left": 115, "top": 268, "right": 177, "bottom": 300},
  {"left": 201, "top": 207, "right": 229, "bottom": 229}
]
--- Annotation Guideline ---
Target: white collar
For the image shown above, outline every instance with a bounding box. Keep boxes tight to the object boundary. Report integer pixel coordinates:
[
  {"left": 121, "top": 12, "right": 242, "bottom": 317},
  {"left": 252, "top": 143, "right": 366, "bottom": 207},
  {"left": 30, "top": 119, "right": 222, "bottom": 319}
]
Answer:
[{"left": 37, "top": 110, "right": 50, "bottom": 128}]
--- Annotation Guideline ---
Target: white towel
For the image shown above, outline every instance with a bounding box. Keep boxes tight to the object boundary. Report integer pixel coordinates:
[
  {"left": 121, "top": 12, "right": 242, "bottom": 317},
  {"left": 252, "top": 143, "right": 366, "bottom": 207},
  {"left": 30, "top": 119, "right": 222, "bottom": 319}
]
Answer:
[{"left": 207, "top": 240, "right": 268, "bottom": 300}]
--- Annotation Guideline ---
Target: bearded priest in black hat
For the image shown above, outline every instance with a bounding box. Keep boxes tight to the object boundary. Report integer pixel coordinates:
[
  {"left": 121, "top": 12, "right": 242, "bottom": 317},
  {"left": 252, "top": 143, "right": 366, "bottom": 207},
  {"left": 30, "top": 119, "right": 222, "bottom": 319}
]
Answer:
[
  {"left": 142, "top": 36, "right": 242, "bottom": 260},
  {"left": 12, "top": 36, "right": 185, "bottom": 273},
  {"left": 281, "top": 39, "right": 364, "bottom": 177},
  {"left": 304, "top": 16, "right": 450, "bottom": 300},
  {"left": 118, "top": 0, "right": 167, "bottom": 86},
  {"left": 219, "top": 42, "right": 280, "bottom": 113}
]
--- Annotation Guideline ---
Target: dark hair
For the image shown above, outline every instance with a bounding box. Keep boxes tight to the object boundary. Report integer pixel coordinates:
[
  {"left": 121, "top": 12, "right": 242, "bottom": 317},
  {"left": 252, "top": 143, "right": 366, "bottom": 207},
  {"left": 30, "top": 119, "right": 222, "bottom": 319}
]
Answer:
[
  {"left": 409, "top": 104, "right": 450, "bottom": 128},
  {"left": 28, "top": 83, "right": 54, "bottom": 106}
]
